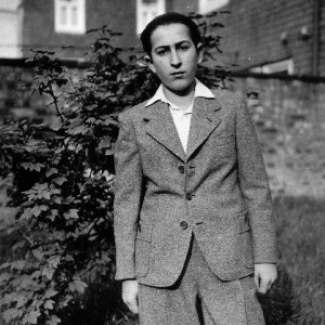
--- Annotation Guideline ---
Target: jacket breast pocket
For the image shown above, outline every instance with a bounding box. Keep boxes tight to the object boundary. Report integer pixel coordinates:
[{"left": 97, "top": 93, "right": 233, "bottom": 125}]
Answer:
[
  {"left": 214, "top": 134, "right": 236, "bottom": 157},
  {"left": 135, "top": 223, "right": 153, "bottom": 276},
  {"left": 215, "top": 134, "right": 235, "bottom": 146}
]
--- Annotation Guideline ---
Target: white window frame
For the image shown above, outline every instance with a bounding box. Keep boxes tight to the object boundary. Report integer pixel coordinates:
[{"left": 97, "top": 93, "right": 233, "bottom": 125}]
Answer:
[
  {"left": 136, "top": 0, "right": 166, "bottom": 35},
  {"left": 0, "top": 0, "right": 22, "bottom": 58},
  {"left": 198, "top": 0, "right": 229, "bottom": 14},
  {"left": 54, "top": 0, "right": 86, "bottom": 34},
  {"left": 250, "top": 59, "right": 294, "bottom": 75},
  {"left": 0, "top": 0, "right": 22, "bottom": 11}
]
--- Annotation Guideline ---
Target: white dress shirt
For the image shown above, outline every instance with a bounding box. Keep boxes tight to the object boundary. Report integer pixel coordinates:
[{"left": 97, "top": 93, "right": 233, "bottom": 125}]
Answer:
[{"left": 145, "top": 79, "right": 215, "bottom": 153}]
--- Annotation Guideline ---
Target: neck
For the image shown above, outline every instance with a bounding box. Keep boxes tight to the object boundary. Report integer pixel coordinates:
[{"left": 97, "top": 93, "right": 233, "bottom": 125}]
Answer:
[{"left": 163, "top": 82, "right": 195, "bottom": 110}]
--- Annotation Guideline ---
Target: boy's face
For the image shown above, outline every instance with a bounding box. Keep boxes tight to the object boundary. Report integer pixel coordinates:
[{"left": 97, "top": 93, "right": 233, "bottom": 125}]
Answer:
[{"left": 147, "top": 23, "right": 202, "bottom": 94}]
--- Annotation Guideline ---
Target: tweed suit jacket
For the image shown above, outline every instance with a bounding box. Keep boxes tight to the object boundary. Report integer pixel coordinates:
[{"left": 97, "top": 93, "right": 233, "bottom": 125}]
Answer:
[{"left": 114, "top": 88, "right": 278, "bottom": 288}]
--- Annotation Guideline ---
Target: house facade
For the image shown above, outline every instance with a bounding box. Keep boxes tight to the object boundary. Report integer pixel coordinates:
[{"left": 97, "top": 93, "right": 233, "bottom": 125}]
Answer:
[
  {"left": 0, "top": 0, "right": 324, "bottom": 76},
  {"left": 0, "top": 0, "right": 232, "bottom": 60},
  {"left": 0, "top": 0, "right": 138, "bottom": 60},
  {"left": 136, "top": 0, "right": 325, "bottom": 76},
  {"left": 217, "top": 0, "right": 325, "bottom": 77}
]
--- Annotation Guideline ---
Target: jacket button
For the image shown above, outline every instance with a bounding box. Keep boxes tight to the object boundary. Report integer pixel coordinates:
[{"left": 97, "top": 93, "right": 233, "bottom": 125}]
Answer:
[
  {"left": 180, "top": 221, "right": 188, "bottom": 230},
  {"left": 186, "top": 193, "right": 192, "bottom": 200},
  {"left": 178, "top": 166, "right": 185, "bottom": 174}
]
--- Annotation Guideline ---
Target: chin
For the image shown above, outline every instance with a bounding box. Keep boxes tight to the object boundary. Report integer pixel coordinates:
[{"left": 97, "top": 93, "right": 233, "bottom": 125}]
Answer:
[{"left": 168, "top": 79, "right": 194, "bottom": 93}]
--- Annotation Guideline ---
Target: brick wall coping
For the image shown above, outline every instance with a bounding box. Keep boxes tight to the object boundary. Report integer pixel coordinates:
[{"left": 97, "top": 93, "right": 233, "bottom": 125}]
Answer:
[
  {"left": 0, "top": 57, "right": 90, "bottom": 69},
  {"left": 230, "top": 71, "right": 325, "bottom": 83},
  {"left": 2, "top": 58, "right": 325, "bottom": 83}
]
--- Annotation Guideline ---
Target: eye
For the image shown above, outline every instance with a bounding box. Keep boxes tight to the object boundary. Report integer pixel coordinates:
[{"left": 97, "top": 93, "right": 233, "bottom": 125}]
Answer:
[
  {"left": 180, "top": 45, "right": 189, "bottom": 51},
  {"left": 156, "top": 49, "right": 169, "bottom": 56}
]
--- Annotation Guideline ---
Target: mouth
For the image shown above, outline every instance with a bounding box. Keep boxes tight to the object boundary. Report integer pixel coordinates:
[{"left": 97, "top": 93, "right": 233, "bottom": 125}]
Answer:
[{"left": 171, "top": 71, "right": 185, "bottom": 78}]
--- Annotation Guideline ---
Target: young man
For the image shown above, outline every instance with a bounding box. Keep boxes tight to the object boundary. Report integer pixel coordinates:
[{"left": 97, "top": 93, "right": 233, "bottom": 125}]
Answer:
[{"left": 114, "top": 12, "right": 278, "bottom": 325}]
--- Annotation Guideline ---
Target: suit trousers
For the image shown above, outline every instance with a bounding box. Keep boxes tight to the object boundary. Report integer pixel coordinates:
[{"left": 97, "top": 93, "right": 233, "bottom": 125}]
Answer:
[{"left": 138, "top": 236, "right": 265, "bottom": 325}]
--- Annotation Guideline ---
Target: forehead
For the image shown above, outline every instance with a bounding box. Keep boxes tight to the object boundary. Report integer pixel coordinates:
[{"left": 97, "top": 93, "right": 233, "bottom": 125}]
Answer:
[{"left": 150, "top": 23, "right": 192, "bottom": 49}]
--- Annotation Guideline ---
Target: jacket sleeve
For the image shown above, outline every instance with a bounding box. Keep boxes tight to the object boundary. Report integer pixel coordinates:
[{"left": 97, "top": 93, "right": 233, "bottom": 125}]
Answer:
[
  {"left": 234, "top": 93, "right": 278, "bottom": 264},
  {"left": 114, "top": 110, "right": 143, "bottom": 280}
]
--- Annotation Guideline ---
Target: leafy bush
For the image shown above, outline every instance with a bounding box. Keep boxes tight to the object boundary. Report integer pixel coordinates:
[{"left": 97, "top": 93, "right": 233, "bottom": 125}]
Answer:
[
  {"left": 0, "top": 14, "right": 229, "bottom": 325},
  {"left": 0, "top": 29, "right": 123, "bottom": 325}
]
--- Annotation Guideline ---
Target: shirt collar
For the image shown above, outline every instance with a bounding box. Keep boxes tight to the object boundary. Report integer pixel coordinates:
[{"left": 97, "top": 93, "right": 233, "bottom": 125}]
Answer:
[{"left": 145, "top": 79, "right": 215, "bottom": 108}]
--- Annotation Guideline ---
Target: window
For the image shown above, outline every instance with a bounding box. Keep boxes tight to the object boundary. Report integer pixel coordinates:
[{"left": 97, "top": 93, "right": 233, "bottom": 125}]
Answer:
[
  {"left": 136, "top": 0, "right": 166, "bottom": 35},
  {"left": 198, "top": 0, "right": 229, "bottom": 14},
  {"left": 0, "top": 0, "right": 22, "bottom": 58},
  {"left": 249, "top": 59, "right": 294, "bottom": 76},
  {"left": 0, "top": 0, "right": 21, "bottom": 11},
  {"left": 54, "top": 0, "right": 86, "bottom": 34}
]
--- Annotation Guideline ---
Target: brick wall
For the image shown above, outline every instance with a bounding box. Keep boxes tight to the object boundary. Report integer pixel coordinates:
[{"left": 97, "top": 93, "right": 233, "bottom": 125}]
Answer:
[
  {"left": 214, "top": 0, "right": 317, "bottom": 75},
  {"left": 17, "top": 0, "right": 325, "bottom": 76},
  {"left": 0, "top": 60, "right": 73, "bottom": 124},
  {"left": 318, "top": 0, "right": 325, "bottom": 75},
  {"left": 0, "top": 63, "right": 36, "bottom": 117},
  {"left": 170, "top": 0, "right": 197, "bottom": 14},
  {"left": 213, "top": 0, "right": 325, "bottom": 77},
  {"left": 164, "top": 0, "right": 325, "bottom": 76},
  {"left": 22, "top": 0, "right": 139, "bottom": 59},
  {"left": 228, "top": 75, "right": 325, "bottom": 198}
]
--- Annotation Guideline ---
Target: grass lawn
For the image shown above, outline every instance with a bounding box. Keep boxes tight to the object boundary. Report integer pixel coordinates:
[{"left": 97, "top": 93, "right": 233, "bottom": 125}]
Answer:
[{"left": 273, "top": 196, "right": 325, "bottom": 325}]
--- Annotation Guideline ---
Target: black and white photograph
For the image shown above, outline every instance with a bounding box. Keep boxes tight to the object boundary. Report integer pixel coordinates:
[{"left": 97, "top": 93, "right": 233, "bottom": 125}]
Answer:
[{"left": 0, "top": 1, "right": 324, "bottom": 325}]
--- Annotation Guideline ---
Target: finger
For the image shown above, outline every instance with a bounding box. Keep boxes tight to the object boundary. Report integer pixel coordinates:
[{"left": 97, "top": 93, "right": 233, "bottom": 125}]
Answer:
[
  {"left": 254, "top": 272, "right": 259, "bottom": 288},
  {"left": 268, "top": 279, "right": 275, "bottom": 291},
  {"left": 127, "top": 299, "right": 139, "bottom": 314},
  {"left": 258, "top": 279, "right": 268, "bottom": 294}
]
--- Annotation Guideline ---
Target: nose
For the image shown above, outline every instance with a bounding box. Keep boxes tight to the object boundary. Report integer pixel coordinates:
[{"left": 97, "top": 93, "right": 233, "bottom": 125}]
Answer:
[{"left": 170, "top": 49, "right": 181, "bottom": 68}]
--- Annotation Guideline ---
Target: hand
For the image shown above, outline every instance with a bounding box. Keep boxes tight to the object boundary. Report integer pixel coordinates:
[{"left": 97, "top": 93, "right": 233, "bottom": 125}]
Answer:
[
  {"left": 122, "top": 280, "right": 139, "bottom": 313},
  {"left": 254, "top": 263, "right": 277, "bottom": 294}
]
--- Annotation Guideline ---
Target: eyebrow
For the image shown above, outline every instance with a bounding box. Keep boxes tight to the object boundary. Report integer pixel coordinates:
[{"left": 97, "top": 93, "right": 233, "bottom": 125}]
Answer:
[{"left": 154, "top": 40, "right": 191, "bottom": 52}]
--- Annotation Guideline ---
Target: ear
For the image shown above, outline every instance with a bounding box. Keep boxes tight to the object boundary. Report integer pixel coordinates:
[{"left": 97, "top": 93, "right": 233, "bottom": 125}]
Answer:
[
  {"left": 144, "top": 54, "right": 157, "bottom": 74},
  {"left": 196, "top": 42, "right": 204, "bottom": 64}
]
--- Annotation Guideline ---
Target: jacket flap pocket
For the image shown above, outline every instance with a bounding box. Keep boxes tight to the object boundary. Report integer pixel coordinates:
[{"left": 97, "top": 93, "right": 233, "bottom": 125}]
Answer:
[
  {"left": 135, "top": 223, "right": 153, "bottom": 276},
  {"left": 136, "top": 222, "right": 153, "bottom": 242},
  {"left": 233, "top": 211, "right": 249, "bottom": 233}
]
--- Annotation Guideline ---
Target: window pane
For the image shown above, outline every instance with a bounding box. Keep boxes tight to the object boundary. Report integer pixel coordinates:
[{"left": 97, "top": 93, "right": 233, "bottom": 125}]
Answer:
[
  {"left": 199, "top": 0, "right": 229, "bottom": 13},
  {"left": 55, "top": 0, "right": 85, "bottom": 34},
  {"left": 137, "top": 0, "right": 166, "bottom": 34},
  {"left": 61, "top": 6, "right": 67, "bottom": 25},
  {"left": 71, "top": 6, "right": 78, "bottom": 26}
]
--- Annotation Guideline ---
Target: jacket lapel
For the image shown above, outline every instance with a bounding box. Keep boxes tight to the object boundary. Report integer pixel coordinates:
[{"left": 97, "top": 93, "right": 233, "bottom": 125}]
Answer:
[
  {"left": 142, "top": 101, "right": 186, "bottom": 162},
  {"left": 186, "top": 97, "right": 222, "bottom": 160}
]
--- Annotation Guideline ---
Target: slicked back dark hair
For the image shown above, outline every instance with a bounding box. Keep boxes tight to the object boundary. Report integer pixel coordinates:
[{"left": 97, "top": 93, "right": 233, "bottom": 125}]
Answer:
[{"left": 140, "top": 12, "right": 202, "bottom": 56}]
